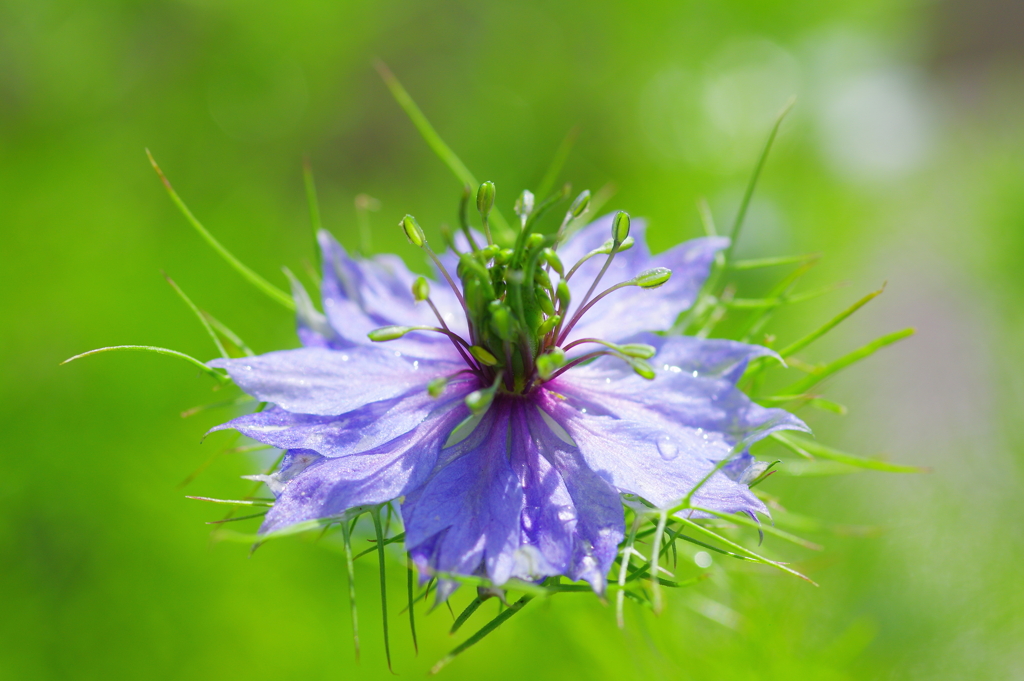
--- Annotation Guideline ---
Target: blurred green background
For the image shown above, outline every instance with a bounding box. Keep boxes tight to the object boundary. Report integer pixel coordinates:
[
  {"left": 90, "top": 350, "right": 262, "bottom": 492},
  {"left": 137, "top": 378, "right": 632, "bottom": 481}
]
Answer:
[{"left": 3, "top": 0, "right": 1023, "bottom": 679}]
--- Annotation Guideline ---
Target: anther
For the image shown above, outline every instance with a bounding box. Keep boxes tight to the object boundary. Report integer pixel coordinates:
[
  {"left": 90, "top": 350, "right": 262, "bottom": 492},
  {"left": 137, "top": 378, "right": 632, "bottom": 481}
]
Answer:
[
  {"left": 412, "top": 276, "right": 430, "bottom": 302},
  {"left": 401, "top": 214, "right": 425, "bottom": 247}
]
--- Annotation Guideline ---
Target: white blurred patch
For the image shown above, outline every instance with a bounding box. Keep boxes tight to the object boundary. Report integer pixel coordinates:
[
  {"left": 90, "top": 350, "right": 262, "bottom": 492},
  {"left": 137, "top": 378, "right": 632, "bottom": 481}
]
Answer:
[
  {"left": 802, "top": 28, "right": 935, "bottom": 182},
  {"left": 639, "top": 38, "right": 801, "bottom": 171},
  {"left": 818, "top": 70, "right": 933, "bottom": 181}
]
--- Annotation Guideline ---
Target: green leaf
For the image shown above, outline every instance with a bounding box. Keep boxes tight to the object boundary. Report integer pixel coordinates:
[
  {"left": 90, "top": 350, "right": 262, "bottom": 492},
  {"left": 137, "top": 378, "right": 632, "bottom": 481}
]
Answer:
[
  {"left": 61, "top": 345, "right": 229, "bottom": 385},
  {"left": 729, "top": 253, "right": 820, "bottom": 270},
  {"left": 674, "top": 516, "right": 818, "bottom": 586},
  {"left": 185, "top": 496, "right": 272, "bottom": 507},
  {"left": 374, "top": 62, "right": 511, "bottom": 240},
  {"left": 691, "top": 507, "right": 823, "bottom": 551},
  {"left": 302, "top": 157, "right": 323, "bottom": 267},
  {"left": 202, "top": 312, "right": 256, "bottom": 357},
  {"left": 778, "top": 285, "right": 886, "bottom": 358},
  {"left": 449, "top": 596, "right": 483, "bottom": 635},
  {"left": 782, "top": 328, "right": 915, "bottom": 395},
  {"left": 407, "top": 555, "right": 418, "bottom": 656},
  {"left": 341, "top": 515, "right": 361, "bottom": 661},
  {"left": 146, "top": 149, "right": 295, "bottom": 311},
  {"left": 162, "top": 272, "right": 228, "bottom": 359},
  {"left": 536, "top": 126, "right": 579, "bottom": 200},
  {"left": 430, "top": 595, "right": 534, "bottom": 675},
  {"left": 773, "top": 432, "right": 927, "bottom": 473},
  {"left": 369, "top": 507, "right": 393, "bottom": 673},
  {"left": 723, "top": 96, "right": 796, "bottom": 264}
]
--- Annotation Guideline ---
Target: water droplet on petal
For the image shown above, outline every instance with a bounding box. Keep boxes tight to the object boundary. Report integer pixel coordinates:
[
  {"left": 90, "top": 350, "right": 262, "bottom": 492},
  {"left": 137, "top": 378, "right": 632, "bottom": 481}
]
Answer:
[
  {"left": 657, "top": 435, "right": 678, "bottom": 460},
  {"left": 692, "top": 370, "right": 698, "bottom": 377}
]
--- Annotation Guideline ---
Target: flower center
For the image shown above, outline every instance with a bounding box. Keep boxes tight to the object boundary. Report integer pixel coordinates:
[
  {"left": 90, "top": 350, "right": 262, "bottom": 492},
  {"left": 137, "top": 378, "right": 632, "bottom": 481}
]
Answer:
[{"left": 369, "top": 184, "right": 672, "bottom": 412}]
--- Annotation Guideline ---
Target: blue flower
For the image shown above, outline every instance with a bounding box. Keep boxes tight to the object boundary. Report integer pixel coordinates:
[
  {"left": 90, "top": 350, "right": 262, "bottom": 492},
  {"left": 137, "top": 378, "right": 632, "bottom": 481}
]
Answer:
[{"left": 209, "top": 212, "right": 807, "bottom": 597}]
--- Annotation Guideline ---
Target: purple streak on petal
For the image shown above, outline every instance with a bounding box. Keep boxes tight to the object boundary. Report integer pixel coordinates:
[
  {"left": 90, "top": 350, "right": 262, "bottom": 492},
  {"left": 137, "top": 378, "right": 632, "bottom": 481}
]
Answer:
[
  {"left": 403, "top": 403, "right": 523, "bottom": 590},
  {"left": 209, "top": 377, "right": 478, "bottom": 457},
  {"left": 538, "top": 390, "right": 766, "bottom": 515},
  {"left": 522, "top": 405, "right": 624, "bottom": 592},
  {"left": 565, "top": 236, "right": 728, "bottom": 344},
  {"left": 258, "top": 400, "right": 469, "bottom": 535},
  {"left": 209, "top": 346, "right": 463, "bottom": 416}
]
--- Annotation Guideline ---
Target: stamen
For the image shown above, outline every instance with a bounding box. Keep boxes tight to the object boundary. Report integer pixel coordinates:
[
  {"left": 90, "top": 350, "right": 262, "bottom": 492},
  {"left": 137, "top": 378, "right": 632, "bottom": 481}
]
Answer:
[
  {"left": 557, "top": 268, "right": 671, "bottom": 345},
  {"left": 465, "top": 371, "right": 504, "bottom": 415},
  {"left": 367, "top": 325, "right": 473, "bottom": 351},
  {"left": 457, "top": 186, "right": 481, "bottom": 253},
  {"left": 570, "top": 211, "right": 631, "bottom": 317},
  {"left": 425, "top": 297, "right": 480, "bottom": 371},
  {"left": 557, "top": 281, "right": 630, "bottom": 344}
]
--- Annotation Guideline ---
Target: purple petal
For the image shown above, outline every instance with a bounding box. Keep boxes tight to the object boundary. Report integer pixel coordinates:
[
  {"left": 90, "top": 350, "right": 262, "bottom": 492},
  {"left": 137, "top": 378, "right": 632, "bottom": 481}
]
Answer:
[
  {"left": 577, "top": 333, "right": 779, "bottom": 384},
  {"left": 318, "top": 230, "right": 467, "bottom": 358},
  {"left": 538, "top": 389, "right": 766, "bottom": 514},
  {"left": 555, "top": 348, "right": 807, "bottom": 452},
  {"left": 404, "top": 403, "right": 523, "bottom": 587},
  {"left": 565, "top": 236, "right": 727, "bottom": 344},
  {"left": 258, "top": 401, "right": 469, "bottom": 535},
  {"left": 521, "top": 406, "right": 624, "bottom": 592},
  {"left": 210, "top": 376, "right": 478, "bottom": 457},
  {"left": 209, "top": 346, "right": 463, "bottom": 416}
]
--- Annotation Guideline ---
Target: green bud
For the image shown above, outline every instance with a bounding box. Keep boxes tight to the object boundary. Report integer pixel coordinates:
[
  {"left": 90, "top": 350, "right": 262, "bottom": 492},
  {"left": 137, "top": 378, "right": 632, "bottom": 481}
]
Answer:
[
  {"left": 568, "top": 190, "right": 591, "bottom": 219},
  {"left": 514, "top": 189, "right": 535, "bottom": 220},
  {"left": 526, "top": 233, "right": 545, "bottom": 250},
  {"left": 534, "top": 268, "right": 552, "bottom": 290},
  {"left": 412, "top": 276, "right": 430, "bottom": 302},
  {"left": 634, "top": 267, "right": 672, "bottom": 289},
  {"left": 480, "top": 244, "right": 500, "bottom": 260},
  {"left": 368, "top": 325, "right": 415, "bottom": 341},
  {"left": 542, "top": 248, "right": 564, "bottom": 276},
  {"left": 494, "top": 248, "right": 514, "bottom": 265},
  {"left": 596, "top": 235, "right": 634, "bottom": 255},
  {"left": 476, "top": 181, "right": 496, "bottom": 217},
  {"left": 401, "top": 214, "right": 425, "bottom": 247},
  {"left": 612, "top": 211, "right": 631, "bottom": 245},
  {"left": 489, "top": 302, "right": 515, "bottom": 340},
  {"left": 427, "top": 376, "right": 448, "bottom": 397},
  {"left": 470, "top": 345, "right": 500, "bottom": 366},
  {"left": 618, "top": 343, "right": 657, "bottom": 359},
  {"left": 536, "top": 314, "right": 561, "bottom": 337},
  {"left": 536, "top": 347, "right": 566, "bottom": 380},
  {"left": 556, "top": 280, "right": 571, "bottom": 309},
  {"left": 536, "top": 286, "right": 556, "bottom": 316},
  {"left": 465, "top": 388, "right": 496, "bottom": 415},
  {"left": 627, "top": 357, "right": 656, "bottom": 380}
]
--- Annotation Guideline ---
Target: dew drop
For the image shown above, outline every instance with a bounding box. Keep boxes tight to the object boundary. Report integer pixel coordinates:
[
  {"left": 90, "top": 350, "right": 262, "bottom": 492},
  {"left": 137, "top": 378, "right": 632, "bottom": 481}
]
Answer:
[
  {"left": 657, "top": 435, "right": 679, "bottom": 460},
  {"left": 692, "top": 370, "right": 698, "bottom": 377},
  {"left": 413, "top": 360, "right": 419, "bottom": 370}
]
